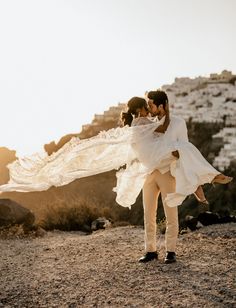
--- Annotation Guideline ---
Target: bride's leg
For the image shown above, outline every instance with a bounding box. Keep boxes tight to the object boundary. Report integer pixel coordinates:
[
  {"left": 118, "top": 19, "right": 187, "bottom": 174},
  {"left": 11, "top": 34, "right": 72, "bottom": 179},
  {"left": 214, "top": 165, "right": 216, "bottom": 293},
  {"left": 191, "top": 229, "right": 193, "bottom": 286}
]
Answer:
[
  {"left": 194, "top": 186, "right": 209, "bottom": 205},
  {"left": 212, "top": 173, "right": 233, "bottom": 184}
]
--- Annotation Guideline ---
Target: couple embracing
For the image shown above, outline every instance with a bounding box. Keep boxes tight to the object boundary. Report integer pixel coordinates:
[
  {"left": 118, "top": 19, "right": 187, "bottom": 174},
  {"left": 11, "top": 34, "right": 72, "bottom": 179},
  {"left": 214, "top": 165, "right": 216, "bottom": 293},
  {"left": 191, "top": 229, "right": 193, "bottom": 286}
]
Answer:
[{"left": 121, "top": 90, "right": 232, "bottom": 264}]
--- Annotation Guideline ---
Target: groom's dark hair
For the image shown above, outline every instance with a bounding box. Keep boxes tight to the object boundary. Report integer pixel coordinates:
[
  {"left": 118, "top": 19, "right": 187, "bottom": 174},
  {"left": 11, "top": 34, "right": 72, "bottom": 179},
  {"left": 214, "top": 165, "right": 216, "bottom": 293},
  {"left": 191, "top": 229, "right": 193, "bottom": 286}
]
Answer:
[{"left": 147, "top": 90, "right": 168, "bottom": 108}]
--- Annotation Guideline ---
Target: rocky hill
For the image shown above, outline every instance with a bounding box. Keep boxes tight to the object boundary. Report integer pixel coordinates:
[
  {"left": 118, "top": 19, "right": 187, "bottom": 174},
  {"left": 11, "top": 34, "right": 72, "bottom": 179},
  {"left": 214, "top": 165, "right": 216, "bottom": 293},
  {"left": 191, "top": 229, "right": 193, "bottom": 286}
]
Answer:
[
  {"left": 0, "top": 147, "right": 17, "bottom": 185},
  {"left": 162, "top": 70, "right": 236, "bottom": 172}
]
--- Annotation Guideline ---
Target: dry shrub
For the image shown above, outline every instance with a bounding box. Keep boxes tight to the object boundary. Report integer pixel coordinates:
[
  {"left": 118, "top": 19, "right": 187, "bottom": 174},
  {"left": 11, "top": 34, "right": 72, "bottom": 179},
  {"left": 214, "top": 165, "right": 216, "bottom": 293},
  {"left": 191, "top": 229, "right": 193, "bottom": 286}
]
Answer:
[
  {"left": 40, "top": 196, "right": 115, "bottom": 232},
  {"left": 112, "top": 221, "right": 131, "bottom": 227}
]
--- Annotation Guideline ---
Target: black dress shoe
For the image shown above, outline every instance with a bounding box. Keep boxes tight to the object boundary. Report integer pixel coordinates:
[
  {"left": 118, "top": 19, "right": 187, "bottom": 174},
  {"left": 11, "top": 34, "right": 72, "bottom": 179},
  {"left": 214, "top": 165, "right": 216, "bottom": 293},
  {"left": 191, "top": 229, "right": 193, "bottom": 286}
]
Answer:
[
  {"left": 164, "top": 251, "right": 176, "bottom": 264},
  {"left": 138, "top": 251, "right": 158, "bottom": 263}
]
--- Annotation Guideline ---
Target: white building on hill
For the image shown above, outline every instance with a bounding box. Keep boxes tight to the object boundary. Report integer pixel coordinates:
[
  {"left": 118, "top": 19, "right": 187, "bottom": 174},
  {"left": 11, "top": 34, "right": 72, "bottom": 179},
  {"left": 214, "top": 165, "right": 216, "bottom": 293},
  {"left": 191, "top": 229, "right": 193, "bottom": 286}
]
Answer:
[{"left": 213, "top": 128, "right": 236, "bottom": 170}]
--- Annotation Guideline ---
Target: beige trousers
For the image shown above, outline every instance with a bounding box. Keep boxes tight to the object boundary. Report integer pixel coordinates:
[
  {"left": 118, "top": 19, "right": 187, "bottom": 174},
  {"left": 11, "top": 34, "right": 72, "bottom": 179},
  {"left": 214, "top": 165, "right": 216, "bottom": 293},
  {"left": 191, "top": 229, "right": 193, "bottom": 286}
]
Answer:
[{"left": 142, "top": 169, "right": 178, "bottom": 253}]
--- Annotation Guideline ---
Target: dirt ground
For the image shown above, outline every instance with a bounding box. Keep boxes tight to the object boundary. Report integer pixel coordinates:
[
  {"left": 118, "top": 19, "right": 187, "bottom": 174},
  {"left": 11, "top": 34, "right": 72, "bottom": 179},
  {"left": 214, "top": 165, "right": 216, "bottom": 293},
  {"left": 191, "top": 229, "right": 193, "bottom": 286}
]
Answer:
[{"left": 0, "top": 223, "right": 235, "bottom": 307}]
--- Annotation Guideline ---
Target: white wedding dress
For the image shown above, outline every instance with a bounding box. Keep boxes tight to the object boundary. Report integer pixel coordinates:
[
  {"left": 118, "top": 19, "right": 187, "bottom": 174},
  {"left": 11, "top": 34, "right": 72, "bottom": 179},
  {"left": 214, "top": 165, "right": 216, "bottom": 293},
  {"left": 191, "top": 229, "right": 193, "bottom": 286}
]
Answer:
[{"left": 0, "top": 117, "right": 220, "bottom": 208}]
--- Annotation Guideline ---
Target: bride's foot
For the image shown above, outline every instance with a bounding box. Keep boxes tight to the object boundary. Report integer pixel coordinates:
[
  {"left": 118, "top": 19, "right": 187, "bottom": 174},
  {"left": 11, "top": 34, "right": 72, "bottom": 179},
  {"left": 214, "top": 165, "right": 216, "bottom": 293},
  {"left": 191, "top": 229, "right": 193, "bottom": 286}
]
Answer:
[
  {"left": 212, "top": 174, "right": 233, "bottom": 185},
  {"left": 194, "top": 194, "right": 209, "bottom": 205},
  {"left": 194, "top": 186, "right": 209, "bottom": 205}
]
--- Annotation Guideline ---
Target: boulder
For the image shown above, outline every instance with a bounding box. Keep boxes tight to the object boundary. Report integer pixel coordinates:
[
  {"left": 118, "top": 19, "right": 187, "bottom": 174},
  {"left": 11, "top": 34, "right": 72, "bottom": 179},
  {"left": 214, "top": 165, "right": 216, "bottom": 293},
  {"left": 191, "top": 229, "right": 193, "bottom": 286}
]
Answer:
[
  {"left": 218, "top": 215, "right": 236, "bottom": 224},
  {"left": 0, "top": 198, "right": 35, "bottom": 231},
  {"left": 91, "top": 217, "right": 112, "bottom": 231},
  {"left": 184, "top": 215, "right": 200, "bottom": 231},
  {"left": 182, "top": 211, "right": 236, "bottom": 232},
  {"left": 197, "top": 211, "right": 220, "bottom": 226}
]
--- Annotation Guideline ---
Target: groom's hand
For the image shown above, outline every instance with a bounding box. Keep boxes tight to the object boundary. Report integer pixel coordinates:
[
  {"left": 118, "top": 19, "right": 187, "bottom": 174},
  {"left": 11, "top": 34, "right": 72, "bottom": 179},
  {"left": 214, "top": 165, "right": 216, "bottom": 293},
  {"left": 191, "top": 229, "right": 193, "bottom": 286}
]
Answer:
[{"left": 172, "top": 150, "right": 179, "bottom": 158}]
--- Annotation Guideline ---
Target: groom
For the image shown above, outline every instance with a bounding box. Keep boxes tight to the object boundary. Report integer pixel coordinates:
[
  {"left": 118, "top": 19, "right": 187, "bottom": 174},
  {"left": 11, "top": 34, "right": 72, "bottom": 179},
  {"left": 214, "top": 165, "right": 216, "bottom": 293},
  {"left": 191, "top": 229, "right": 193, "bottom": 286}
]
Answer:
[{"left": 139, "top": 90, "right": 188, "bottom": 264}]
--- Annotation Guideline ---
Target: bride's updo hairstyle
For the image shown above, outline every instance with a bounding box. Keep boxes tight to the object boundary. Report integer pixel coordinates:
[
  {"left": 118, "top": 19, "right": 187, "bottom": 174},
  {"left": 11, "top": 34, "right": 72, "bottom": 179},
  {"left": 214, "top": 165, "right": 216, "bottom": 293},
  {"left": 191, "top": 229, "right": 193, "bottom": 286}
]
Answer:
[
  {"left": 147, "top": 90, "right": 168, "bottom": 109},
  {"left": 121, "top": 97, "right": 148, "bottom": 126}
]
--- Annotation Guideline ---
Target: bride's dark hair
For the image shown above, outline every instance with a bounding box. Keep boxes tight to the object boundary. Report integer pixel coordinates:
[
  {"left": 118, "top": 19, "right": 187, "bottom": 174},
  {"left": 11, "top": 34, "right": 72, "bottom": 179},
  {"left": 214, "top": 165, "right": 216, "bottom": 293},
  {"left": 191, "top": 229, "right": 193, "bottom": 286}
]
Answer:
[{"left": 121, "top": 97, "right": 148, "bottom": 126}]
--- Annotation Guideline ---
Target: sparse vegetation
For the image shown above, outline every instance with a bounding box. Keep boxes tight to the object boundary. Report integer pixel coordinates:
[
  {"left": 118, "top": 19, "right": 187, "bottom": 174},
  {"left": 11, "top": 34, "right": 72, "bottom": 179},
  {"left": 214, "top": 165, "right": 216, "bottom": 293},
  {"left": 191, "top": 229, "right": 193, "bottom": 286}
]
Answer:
[{"left": 40, "top": 198, "right": 115, "bottom": 232}]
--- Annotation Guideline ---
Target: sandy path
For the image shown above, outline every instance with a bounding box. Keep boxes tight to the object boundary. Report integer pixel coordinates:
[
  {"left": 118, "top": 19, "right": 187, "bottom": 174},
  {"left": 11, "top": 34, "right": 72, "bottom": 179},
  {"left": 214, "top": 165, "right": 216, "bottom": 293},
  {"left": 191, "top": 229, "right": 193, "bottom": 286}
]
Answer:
[{"left": 0, "top": 223, "right": 235, "bottom": 307}]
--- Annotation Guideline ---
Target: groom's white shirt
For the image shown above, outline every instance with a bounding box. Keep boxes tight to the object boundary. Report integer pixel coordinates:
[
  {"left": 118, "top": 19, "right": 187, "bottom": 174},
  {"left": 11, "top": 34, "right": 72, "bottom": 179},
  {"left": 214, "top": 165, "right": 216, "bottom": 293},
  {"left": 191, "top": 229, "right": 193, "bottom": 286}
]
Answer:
[{"left": 154, "top": 115, "right": 189, "bottom": 174}]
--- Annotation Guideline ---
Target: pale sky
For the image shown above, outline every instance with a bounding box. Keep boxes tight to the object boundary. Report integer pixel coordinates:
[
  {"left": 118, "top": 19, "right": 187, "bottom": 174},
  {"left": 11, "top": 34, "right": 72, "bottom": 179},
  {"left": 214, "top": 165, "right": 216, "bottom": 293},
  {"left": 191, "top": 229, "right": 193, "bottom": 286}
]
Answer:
[{"left": 0, "top": 0, "right": 235, "bottom": 156}]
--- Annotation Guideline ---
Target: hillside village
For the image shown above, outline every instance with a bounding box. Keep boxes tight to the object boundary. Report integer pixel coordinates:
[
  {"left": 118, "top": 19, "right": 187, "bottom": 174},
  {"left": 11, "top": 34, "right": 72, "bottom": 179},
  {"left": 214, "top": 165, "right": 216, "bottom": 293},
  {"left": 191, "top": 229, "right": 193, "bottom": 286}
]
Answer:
[{"left": 80, "top": 70, "right": 236, "bottom": 172}]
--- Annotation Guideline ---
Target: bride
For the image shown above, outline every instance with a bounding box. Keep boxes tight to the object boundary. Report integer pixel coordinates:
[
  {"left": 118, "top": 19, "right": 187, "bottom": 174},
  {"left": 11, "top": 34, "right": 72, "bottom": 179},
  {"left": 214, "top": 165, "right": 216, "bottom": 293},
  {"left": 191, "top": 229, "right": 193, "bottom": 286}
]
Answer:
[{"left": 0, "top": 96, "right": 232, "bottom": 209}]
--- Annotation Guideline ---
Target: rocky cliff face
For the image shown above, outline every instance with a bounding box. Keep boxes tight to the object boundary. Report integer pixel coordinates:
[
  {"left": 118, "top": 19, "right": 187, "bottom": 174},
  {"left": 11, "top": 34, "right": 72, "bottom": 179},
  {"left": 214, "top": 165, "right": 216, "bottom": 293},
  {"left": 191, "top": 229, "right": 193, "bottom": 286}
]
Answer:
[{"left": 0, "top": 147, "right": 16, "bottom": 185}]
